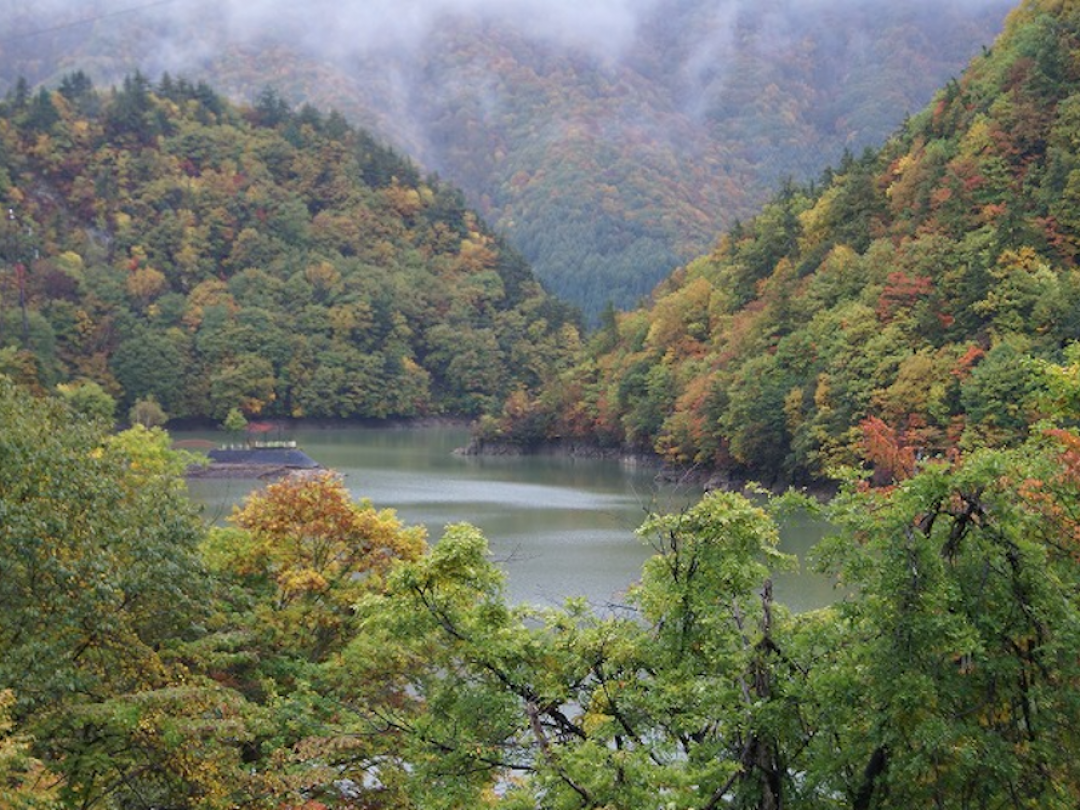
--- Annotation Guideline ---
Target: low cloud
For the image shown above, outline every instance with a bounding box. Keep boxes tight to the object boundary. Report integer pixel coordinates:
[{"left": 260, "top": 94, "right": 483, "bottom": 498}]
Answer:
[
  {"left": 13, "top": 0, "right": 1012, "bottom": 68},
  {"left": 156, "top": 0, "right": 659, "bottom": 61}
]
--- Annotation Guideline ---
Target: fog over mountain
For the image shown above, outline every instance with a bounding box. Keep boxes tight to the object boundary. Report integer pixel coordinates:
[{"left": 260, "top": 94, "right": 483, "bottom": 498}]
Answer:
[
  {"left": 7, "top": 0, "right": 1007, "bottom": 52},
  {"left": 6, "top": 0, "right": 1013, "bottom": 106},
  {"left": 3, "top": 0, "right": 1017, "bottom": 314}
]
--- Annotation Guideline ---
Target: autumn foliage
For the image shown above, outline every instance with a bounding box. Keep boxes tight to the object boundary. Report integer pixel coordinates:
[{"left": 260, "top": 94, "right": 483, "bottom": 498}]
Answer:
[
  {"left": 492, "top": 2, "right": 1080, "bottom": 485},
  {"left": 0, "top": 75, "right": 579, "bottom": 422},
  {"left": 860, "top": 415, "right": 917, "bottom": 484},
  {"left": 211, "top": 472, "right": 426, "bottom": 660}
]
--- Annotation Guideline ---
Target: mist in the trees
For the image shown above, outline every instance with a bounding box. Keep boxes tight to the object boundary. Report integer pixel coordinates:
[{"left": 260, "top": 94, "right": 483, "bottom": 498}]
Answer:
[{"left": 2, "top": 0, "right": 1018, "bottom": 314}]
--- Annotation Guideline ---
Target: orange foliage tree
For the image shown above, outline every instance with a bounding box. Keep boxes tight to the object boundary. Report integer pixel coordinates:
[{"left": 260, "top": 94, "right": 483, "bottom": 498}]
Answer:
[
  {"left": 860, "top": 415, "right": 917, "bottom": 485},
  {"left": 207, "top": 472, "right": 426, "bottom": 660}
]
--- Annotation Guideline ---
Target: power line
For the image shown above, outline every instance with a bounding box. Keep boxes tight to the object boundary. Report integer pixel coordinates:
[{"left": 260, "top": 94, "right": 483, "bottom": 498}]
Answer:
[{"left": 0, "top": 0, "right": 184, "bottom": 45}]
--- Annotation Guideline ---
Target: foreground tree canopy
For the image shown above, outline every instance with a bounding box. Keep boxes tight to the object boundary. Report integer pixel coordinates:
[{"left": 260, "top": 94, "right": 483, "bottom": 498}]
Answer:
[{"left": 3, "top": 342, "right": 1080, "bottom": 807}]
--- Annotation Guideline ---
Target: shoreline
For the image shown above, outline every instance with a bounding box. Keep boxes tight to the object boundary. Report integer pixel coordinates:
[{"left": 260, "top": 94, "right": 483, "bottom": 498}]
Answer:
[
  {"left": 456, "top": 437, "right": 839, "bottom": 500},
  {"left": 177, "top": 421, "right": 838, "bottom": 500},
  {"left": 168, "top": 414, "right": 474, "bottom": 432},
  {"left": 185, "top": 463, "right": 304, "bottom": 481}
]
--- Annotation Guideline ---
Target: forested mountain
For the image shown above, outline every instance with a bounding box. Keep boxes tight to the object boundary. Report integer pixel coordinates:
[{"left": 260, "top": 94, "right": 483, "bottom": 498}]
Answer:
[
  {"left": 485, "top": 0, "right": 1080, "bottom": 485},
  {"left": 5, "top": 4, "right": 1080, "bottom": 806},
  {"left": 0, "top": 75, "right": 579, "bottom": 421},
  {"left": 2, "top": 0, "right": 1014, "bottom": 316}
]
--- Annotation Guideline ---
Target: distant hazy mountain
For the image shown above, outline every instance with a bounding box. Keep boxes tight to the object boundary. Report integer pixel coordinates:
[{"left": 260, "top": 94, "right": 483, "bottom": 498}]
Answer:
[{"left": 3, "top": 0, "right": 1015, "bottom": 316}]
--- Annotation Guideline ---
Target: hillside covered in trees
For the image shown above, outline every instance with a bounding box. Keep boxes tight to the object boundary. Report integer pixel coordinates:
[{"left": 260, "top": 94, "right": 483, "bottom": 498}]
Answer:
[
  {"left": 2, "top": 0, "right": 1014, "bottom": 317},
  {"left": 484, "top": 0, "right": 1080, "bottom": 486},
  {"left": 3, "top": 2, "right": 1080, "bottom": 807},
  {"left": 0, "top": 74, "right": 579, "bottom": 422},
  {"left": 3, "top": 257, "right": 1080, "bottom": 808}
]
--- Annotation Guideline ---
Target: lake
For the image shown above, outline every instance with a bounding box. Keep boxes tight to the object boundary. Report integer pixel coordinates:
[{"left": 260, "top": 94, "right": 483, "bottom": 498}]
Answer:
[{"left": 181, "top": 424, "right": 837, "bottom": 612}]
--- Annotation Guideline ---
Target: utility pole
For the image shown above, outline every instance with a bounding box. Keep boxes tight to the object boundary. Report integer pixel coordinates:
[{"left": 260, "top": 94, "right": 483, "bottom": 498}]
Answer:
[
  {"left": 0, "top": 207, "right": 12, "bottom": 348},
  {"left": 0, "top": 210, "right": 6, "bottom": 348},
  {"left": 4, "top": 206, "right": 34, "bottom": 349},
  {"left": 16, "top": 257, "right": 30, "bottom": 347}
]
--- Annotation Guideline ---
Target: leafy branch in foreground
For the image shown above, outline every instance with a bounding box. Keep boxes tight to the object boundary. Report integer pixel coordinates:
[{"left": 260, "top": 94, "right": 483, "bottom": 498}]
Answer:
[{"left": 324, "top": 432, "right": 1080, "bottom": 808}]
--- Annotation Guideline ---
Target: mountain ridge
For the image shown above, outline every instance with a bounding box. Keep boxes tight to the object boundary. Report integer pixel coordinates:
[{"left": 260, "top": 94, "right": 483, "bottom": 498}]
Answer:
[
  {"left": 483, "top": 0, "right": 1080, "bottom": 485},
  {"left": 0, "top": 73, "right": 580, "bottom": 420},
  {"left": 2, "top": 0, "right": 1015, "bottom": 316}
]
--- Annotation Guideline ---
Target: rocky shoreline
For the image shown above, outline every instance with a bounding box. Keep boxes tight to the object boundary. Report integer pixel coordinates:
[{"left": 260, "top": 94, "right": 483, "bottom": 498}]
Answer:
[
  {"left": 185, "top": 446, "right": 323, "bottom": 481},
  {"left": 454, "top": 436, "right": 653, "bottom": 462},
  {"left": 456, "top": 437, "right": 837, "bottom": 499},
  {"left": 185, "top": 462, "right": 304, "bottom": 481}
]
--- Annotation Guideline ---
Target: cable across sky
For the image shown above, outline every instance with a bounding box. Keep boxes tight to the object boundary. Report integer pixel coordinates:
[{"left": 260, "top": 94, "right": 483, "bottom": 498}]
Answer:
[{"left": 0, "top": 0, "right": 184, "bottom": 44}]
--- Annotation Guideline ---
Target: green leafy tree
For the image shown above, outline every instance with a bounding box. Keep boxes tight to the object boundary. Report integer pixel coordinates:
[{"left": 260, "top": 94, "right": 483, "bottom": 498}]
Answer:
[
  {"left": 805, "top": 439, "right": 1080, "bottom": 808},
  {"left": 110, "top": 329, "right": 188, "bottom": 415},
  {"left": 959, "top": 338, "right": 1039, "bottom": 448},
  {"left": 0, "top": 381, "right": 206, "bottom": 710},
  {"left": 54, "top": 379, "right": 116, "bottom": 423},
  {"left": 334, "top": 492, "right": 797, "bottom": 809},
  {"left": 221, "top": 405, "right": 247, "bottom": 437},
  {"left": 0, "top": 689, "right": 57, "bottom": 810},
  {"left": 128, "top": 394, "right": 168, "bottom": 428},
  {"left": 207, "top": 353, "right": 276, "bottom": 420},
  {"left": 0, "top": 379, "right": 258, "bottom": 808}
]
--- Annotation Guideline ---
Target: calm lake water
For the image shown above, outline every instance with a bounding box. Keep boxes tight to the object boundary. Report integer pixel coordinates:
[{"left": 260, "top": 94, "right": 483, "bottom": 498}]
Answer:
[{"left": 181, "top": 425, "right": 837, "bottom": 612}]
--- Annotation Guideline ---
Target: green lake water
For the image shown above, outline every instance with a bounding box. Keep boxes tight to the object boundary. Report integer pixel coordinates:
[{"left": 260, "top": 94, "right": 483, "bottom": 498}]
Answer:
[{"left": 181, "top": 425, "right": 837, "bottom": 611}]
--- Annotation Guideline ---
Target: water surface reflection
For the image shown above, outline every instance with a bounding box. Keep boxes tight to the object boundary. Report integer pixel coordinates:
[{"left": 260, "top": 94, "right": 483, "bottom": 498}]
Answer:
[{"left": 182, "top": 425, "right": 837, "bottom": 611}]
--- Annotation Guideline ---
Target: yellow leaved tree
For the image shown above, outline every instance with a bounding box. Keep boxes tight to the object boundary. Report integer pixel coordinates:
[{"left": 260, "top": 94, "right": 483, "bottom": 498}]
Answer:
[{"left": 205, "top": 471, "right": 426, "bottom": 661}]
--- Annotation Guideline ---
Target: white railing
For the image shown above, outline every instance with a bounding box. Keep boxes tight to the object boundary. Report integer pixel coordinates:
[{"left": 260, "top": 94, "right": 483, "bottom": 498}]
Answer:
[{"left": 218, "top": 440, "right": 298, "bottom": 450}]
